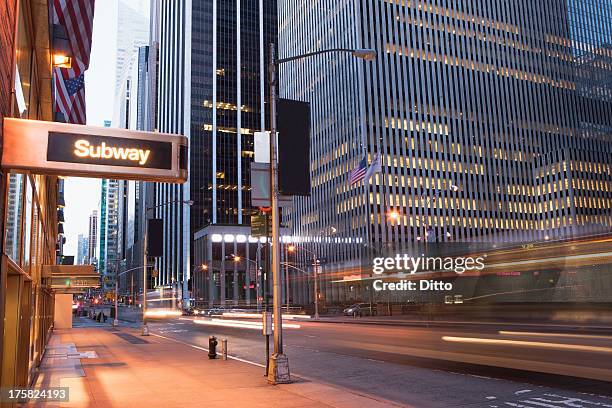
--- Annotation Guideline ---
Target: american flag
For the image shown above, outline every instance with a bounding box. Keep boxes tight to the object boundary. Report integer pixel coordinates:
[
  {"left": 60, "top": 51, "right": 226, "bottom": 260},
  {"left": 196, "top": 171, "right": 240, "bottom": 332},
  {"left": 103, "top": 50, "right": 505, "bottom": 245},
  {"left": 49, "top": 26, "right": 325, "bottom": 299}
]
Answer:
[
  {"left": 52, "top": 0, "right": 95, "bottom": 124},
  {"left": 52, "top": 0, "right": 95, "bottom": 75},
  {"left": 55, "top": 69, "right": 86, "bottom": 124},
  {"left": 349, "top": 157, "right": 368, "bottom": 184}
]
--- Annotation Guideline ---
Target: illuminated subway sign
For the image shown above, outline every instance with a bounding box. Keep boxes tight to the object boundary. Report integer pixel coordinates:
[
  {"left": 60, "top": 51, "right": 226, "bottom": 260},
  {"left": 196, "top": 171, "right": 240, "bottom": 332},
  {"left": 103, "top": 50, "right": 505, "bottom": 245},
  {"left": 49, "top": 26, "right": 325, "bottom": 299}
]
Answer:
[
  {"left": 73, "top": 139, "right": 151, "bottom": 165},
  {"left": 2, "top": 118, "right": 187, "bottom": 183},
  {"left": 47, "top": 132, "right": 172, "bottom": 169}
]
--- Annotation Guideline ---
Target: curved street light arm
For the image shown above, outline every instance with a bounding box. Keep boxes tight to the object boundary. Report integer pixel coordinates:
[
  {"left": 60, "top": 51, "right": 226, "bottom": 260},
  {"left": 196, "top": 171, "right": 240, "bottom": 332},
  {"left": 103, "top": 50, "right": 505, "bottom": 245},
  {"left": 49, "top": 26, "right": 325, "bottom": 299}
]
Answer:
[{"left": 278, "top": 48, "right": 359, "bottom": 64}]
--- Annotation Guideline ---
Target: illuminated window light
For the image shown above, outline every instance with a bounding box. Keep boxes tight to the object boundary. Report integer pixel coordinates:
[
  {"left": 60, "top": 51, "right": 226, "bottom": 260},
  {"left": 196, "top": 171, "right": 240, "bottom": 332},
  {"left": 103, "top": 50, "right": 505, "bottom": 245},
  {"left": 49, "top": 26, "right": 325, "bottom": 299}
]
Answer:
[{"left": 211, "top": 234, "right": 223, "bottom": 243}]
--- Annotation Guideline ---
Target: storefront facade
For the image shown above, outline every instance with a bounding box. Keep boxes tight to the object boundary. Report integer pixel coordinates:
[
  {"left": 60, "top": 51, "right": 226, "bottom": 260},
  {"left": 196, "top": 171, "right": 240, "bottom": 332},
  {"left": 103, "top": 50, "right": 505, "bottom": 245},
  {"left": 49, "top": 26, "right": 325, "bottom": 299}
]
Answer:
[{"left": 0, "top": 0, "right": 57, "bottom": 392}]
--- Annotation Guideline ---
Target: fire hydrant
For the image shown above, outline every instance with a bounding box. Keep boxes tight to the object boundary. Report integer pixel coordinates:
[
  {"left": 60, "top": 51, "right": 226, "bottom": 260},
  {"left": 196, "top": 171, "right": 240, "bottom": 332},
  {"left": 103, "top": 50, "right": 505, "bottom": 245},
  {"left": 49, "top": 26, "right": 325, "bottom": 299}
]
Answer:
[{"left": 208, "top": 336, "right": 218, "bottom": 359}]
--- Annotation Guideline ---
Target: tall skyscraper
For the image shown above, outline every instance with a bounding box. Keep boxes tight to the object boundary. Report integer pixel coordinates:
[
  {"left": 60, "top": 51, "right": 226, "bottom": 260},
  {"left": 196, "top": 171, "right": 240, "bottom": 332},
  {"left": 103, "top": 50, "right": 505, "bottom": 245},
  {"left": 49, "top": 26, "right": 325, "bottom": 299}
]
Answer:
[
  {"left": 99, "top": 179, "right": 107, "bottom": 272},
  {"left": 152, "top": 0, "right": 277, "bottom": 304},
  {"left": 77, "top": 234, "right": 89, "bottom": 265},
  {"left": 277, "top": 1, "right": 612, "bottom": 303},
  {"left": 114, "top": 0, "right": 149, "bottom": 119},
  {"left": 87, "top": 210, "right": 98, "bottom": 265}
]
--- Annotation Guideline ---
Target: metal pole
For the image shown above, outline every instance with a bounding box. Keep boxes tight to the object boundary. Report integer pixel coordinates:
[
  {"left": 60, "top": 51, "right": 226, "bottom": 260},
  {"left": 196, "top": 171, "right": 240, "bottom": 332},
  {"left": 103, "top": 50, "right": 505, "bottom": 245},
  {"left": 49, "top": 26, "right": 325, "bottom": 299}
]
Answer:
[
  {"left": 267, "top": 42, "right": 290, "bottom": 384},
  {"left": 285, "top": 245, "right": 290, "bottom": 311},
  {"left": 113, "top": 278, "right": 119, "bottom": 326},
  {"left": 256, "top": 243, "right": 262, "bottom": 311},
  {"left": 313, "top": 254, "right": 319, "bottom": 320},
  {"left": 142, "top": 221, "right": 149, "bottom": 336}
]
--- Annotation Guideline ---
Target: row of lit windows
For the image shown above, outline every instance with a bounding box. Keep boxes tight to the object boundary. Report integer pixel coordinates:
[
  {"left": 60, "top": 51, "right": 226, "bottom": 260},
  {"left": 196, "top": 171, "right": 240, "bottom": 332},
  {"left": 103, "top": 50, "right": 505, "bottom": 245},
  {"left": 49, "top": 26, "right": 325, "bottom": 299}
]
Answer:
[
  {"left": 385, "top": 43, "right": 577, "bottom": 91},
  {"left": 206, "top": 184, "right": 251, "bottom": 191},
  {"left": 201, "top": 123, "right": 255, "bottom": 135},
  {"left": 312, "top": 142, "right": 351, "bottom": 173},
  {"left": 306, "top": 205, "right": 610, "bottom": 235},
  {"left": 384, "top": 0, "right": 520, "bottom": 36},
  {"left": 393, "top": 12, "right": 534, "bottom": 54},
  {"left": 385, "top": 116, "right": 449, "bottom": 136},
  {"left": 574, "top": 196, "right": 612, "bottom": 210},
  {"left": 202, "top": 100, "right": 253, "bottom": 112},
  {"left": 370, "top": 212, "right": 558, "bottom": 231},
  {"left": 572, "top": 178, "right": 612, "bottom": 192},
  {"left": 574, "top": 215, "right": 612, "bottom": 227},
  {"left": 570, "top": 160, "right": 612, "bottom": 175}
]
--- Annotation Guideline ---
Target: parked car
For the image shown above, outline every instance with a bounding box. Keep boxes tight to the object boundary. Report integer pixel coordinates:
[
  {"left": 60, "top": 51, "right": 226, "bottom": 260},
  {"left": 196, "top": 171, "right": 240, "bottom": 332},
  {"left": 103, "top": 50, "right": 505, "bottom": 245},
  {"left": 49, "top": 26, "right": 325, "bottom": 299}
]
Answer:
[
  {"left": 204, "top": 307, "right": 226, "bottom": 317},
  {"left": 343, "top": 303, "right": 376, "bottom": 317}
]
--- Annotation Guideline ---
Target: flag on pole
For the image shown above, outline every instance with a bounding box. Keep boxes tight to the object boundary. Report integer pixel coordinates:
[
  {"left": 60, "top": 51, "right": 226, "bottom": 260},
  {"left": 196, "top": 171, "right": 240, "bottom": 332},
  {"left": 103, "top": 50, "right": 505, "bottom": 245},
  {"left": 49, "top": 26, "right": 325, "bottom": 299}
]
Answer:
[
  {"left": 365, "top": 154, "right": 382, "bottom": 183},
  {"left": 52, "top": 0, "right": 95, "bottom": 124},
  {"left": 52, "top": 0, "right": 95, "bottom": 75},
  {"left": 54, "top": 69, "right": 86, "bottom": 124},
  {"left": 349, "top": 157, "right": 368, "bottom": 184}
]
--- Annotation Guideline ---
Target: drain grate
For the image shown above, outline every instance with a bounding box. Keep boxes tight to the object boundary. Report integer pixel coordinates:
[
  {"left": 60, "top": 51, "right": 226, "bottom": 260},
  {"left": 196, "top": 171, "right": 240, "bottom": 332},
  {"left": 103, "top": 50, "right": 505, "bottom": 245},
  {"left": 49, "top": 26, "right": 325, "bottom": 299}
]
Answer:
[{"left": 112, "top": 332, "right": 150, "bottom": 344}]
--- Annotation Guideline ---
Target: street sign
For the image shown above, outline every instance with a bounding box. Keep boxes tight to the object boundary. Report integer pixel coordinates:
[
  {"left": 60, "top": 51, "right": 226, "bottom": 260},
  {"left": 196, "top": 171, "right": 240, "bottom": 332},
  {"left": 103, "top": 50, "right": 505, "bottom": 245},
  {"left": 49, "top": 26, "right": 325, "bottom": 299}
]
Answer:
[
  {"left": 262, "top": 311, "right": 272, "bottom": 336},
  {"left": 2, "top": 118, "right": 188, "bottom": 183},
  {"left": 251, "top": 214, "right": 271, "bottom": 237},
  {"left": 250, "top": 162, "right": 293, "bottom": 208},
  {"left": 51, "top": 276, "right": 101, "bottom": 289},
  {"left": 152, "top": 269, "right": 159, "bottom": 278}
]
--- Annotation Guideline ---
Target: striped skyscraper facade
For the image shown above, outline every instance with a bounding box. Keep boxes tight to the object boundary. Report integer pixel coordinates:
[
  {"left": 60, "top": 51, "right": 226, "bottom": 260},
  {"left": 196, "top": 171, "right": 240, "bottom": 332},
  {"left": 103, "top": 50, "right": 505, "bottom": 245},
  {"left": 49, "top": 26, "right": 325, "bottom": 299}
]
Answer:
[{"left": 278, "top": 0, "right": 612, "bottom": 304}]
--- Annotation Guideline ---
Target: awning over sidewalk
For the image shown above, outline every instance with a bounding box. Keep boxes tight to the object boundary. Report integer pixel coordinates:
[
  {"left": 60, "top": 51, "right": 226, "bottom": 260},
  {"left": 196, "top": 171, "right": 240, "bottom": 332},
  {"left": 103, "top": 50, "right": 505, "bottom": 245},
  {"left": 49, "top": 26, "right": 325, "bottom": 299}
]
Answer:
[{"left": 43, "top": 265, "right": 100, "bottom": 293}]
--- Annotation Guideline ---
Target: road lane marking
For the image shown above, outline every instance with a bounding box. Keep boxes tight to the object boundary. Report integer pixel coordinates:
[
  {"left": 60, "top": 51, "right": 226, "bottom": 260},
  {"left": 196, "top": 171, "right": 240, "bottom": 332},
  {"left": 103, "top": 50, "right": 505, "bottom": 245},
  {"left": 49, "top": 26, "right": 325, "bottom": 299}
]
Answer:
[
  {"left": 442, "top": 336, "right": 612, "bottom": 354},
  {"left": 499, "top": 331, "right": 612, "bottom": 341}
]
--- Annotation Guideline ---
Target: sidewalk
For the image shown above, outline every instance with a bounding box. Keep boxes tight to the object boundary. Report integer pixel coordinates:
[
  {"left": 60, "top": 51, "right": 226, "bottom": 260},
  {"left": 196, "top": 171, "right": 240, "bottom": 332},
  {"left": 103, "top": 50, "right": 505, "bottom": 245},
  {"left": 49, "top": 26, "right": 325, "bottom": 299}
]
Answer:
[{"left": 31, "top": 320, "right": 403, "bottom": 408}]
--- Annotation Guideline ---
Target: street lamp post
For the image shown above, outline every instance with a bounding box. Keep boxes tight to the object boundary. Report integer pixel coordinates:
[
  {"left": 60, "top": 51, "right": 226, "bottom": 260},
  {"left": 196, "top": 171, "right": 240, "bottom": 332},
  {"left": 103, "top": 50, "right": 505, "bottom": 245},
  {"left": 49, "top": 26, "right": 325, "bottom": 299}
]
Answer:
[
  {"left": 111, "top": 264, "right": 151, "bottom": 326},
  {"left": 141, "top": 199, "right": 193, "bottom": 336},
  {"left": 287, "top": 245, "right": 320, "bottom": 320},
  {"left": 201, "top": 263, "right": 222, "bottom": 308},
  {"left": 267, "top": 45, "right": 375, "bottom": 383},
  {"left": 229, "top": 253, "right": 261, "bottom": 307}
]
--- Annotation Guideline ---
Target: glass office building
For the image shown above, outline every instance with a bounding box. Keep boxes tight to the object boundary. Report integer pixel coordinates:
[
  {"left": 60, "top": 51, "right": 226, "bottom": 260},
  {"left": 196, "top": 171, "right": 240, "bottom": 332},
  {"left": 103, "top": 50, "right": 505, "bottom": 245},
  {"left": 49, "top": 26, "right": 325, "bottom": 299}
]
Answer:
[
  {"left": 278, "top": 1, "right": 612, "bottom": 304},
  {"left": 153, "top": 0, "right": 277, "bottom": 301}
]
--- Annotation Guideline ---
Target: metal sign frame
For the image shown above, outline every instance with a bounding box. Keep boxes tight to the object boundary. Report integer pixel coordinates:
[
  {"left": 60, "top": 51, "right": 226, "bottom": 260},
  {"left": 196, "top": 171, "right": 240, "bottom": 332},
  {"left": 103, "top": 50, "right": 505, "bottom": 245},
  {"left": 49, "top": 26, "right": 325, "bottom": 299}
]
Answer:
[{"left": 2, "top": 118, "right": 188, "bottom": 183}]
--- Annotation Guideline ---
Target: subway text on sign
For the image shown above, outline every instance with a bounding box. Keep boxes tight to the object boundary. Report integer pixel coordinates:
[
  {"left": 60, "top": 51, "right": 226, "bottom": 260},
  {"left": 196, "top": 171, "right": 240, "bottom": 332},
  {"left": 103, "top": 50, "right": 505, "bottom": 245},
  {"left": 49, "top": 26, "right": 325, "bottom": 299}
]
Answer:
[{"left": 73, "top": 139, "right": 151, "bottom": 165}]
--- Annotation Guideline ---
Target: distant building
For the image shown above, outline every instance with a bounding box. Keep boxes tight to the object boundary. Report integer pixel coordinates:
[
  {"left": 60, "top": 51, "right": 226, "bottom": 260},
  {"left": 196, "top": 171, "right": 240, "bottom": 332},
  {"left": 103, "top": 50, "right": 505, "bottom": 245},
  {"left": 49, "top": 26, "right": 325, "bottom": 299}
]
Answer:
[
  {"left": 77, "top": 234, "right": 89, "bottom": 265},
  {"left": 87, "top": 210, "right": 98, "bottom": 265},
  {"left": 113, "top": 0, "right": 149, "bottom": 127}
]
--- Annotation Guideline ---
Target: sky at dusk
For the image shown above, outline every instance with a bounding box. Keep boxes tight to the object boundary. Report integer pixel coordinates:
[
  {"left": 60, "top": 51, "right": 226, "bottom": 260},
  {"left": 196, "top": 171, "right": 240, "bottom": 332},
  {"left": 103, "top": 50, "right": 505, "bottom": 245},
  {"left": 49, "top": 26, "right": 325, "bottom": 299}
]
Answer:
[{"left": 62, "top": 0, "right": 118, "bottom": 255}]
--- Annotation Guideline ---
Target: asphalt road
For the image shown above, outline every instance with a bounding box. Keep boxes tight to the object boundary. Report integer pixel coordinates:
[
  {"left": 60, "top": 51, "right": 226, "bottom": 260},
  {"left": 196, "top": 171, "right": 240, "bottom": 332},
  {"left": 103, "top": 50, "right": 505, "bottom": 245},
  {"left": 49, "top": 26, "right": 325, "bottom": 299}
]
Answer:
[{"left": 145, "top": 317, "right": 612, "bottom": 408}]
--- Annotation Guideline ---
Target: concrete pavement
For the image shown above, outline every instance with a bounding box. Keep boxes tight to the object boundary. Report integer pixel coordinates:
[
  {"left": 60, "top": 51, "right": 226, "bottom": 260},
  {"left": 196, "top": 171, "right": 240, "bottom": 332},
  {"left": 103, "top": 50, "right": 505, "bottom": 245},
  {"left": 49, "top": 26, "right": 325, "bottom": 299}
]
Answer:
[
  {"left": 145, "top": 317, "right": 612, "bottom": 407},
  {"left": 30, "top": 318, "right": 404, "bottom": 408}
]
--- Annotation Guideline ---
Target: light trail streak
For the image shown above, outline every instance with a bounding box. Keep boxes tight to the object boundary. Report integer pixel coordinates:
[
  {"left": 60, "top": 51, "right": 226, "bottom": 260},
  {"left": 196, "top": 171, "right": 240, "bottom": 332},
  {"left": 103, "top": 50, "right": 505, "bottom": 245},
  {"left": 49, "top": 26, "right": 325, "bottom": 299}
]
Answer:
[
  {"left": 221, "top": 312, "right": 311, "bottom": 320},
  {"left": 499, "top": 331, "right": 612, "bottom": 340},
  {"left": 144, "top": 310, "right": 182, "bottom": 317},
  {"left": 191, "top": 318, "right": 301, "bottom": 330},
  {"left": 442, "top": 336, "right": 612, "bottom": 353}
]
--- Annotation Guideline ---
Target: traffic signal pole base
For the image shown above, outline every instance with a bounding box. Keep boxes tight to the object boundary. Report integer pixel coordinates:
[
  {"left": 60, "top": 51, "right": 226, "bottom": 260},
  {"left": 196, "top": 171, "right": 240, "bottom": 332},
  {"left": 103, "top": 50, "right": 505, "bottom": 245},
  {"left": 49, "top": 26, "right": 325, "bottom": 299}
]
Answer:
[
  {"left": 141, "top": 323, "right": 149, "bottom": 336},
  {"left": 267, "top": 353, "right": 291, "bottom": 384}
]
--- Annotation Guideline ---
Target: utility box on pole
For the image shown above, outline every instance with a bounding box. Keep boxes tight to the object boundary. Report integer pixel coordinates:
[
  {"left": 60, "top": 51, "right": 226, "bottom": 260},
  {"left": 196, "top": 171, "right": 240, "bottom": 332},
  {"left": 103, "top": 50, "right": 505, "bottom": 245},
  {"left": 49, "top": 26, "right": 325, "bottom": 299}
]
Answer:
[{"left": 262, "top": 311, "right": 272, "bottom": 336}]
